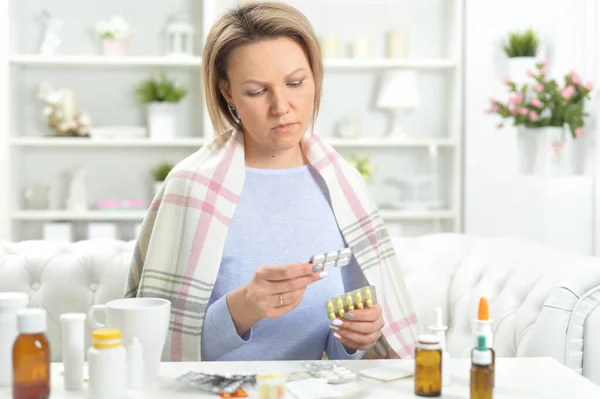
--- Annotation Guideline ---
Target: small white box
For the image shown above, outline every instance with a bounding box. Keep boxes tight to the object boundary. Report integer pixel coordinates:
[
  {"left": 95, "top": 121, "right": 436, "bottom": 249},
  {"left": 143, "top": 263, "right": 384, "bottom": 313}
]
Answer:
[
  {"left": 43, "top": 223, "right": 73, "bottom": 243},
  {"left": 87, "top": 223, "right": 118, "bottom": 240}
]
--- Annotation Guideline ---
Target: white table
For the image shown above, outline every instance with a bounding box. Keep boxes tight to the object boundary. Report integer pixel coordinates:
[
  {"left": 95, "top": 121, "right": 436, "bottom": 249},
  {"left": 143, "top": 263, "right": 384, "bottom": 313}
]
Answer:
[{"left": 1, "top": 357, "right": 599, "bottom": 398}]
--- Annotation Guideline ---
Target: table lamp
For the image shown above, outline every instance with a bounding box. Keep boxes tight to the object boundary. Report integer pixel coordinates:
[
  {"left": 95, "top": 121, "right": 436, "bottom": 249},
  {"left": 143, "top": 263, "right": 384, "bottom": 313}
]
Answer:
[{"left": 376, "top": 69, "right": 420, "bottom": 137}]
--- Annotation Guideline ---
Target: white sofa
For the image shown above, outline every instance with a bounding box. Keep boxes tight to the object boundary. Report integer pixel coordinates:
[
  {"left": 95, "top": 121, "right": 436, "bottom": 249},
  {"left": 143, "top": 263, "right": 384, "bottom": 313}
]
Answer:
[{"left": 1, "top": 233, "right": 600, "bottom": 385}]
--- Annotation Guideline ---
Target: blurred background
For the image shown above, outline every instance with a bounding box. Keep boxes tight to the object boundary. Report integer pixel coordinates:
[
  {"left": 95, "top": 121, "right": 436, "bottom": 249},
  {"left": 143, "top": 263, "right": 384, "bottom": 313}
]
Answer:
[{"left": 0, "top": 0, "right": 597, "bottom": 256}]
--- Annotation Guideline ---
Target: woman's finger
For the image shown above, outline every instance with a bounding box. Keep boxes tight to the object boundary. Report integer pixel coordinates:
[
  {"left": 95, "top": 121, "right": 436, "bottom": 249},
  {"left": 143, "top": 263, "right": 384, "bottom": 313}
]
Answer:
[
  {"left": 330, "top": 317, "right": 385, "bottom": 334},
  {"left": 332, "top": 329, "right": 381, "bottom": 351}
]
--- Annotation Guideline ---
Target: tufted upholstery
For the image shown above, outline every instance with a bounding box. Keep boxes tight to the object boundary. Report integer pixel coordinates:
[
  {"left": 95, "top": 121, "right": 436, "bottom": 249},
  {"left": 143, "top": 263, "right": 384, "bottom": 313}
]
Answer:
[{"left": 1, "top": 234, "right": 600, "bottom": 385}]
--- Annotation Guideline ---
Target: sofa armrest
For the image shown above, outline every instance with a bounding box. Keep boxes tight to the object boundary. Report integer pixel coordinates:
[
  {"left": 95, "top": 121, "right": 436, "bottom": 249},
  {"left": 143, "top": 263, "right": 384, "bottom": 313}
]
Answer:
[{"left": 518, "top": 260, "right": 600, "bottom": 385}]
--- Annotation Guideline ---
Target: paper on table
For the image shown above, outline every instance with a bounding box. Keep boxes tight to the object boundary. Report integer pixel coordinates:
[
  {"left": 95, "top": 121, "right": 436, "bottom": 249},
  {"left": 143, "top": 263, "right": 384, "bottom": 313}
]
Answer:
[
  {"left": 358, "top": 362, "right": 415, "bottom": 382},
  {"left": 286, "top": 378, "right": 365, "bottom": 399}
]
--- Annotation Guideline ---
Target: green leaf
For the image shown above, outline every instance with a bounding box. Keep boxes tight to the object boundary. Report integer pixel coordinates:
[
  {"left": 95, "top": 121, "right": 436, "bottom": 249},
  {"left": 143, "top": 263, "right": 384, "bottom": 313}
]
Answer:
[{"left": 135, "top": 73, "right": 188, "bottom": 104}]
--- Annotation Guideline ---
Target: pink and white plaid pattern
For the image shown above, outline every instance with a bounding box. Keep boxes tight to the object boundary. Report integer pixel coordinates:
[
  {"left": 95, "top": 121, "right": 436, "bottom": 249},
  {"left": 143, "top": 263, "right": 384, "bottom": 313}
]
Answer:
[{"left": 125, "top": 129, "right": 418, "bottom": 361}]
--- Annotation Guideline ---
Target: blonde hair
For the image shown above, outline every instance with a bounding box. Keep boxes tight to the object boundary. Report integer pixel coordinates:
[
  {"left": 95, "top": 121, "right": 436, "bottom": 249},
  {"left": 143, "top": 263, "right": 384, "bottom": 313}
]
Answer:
[{"left": 202, "top": 1, "right": 323, "bottom": 142}]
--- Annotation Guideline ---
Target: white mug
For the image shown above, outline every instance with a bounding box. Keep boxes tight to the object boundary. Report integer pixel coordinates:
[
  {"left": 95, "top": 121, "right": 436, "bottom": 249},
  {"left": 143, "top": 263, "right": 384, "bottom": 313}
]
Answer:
[{"left": 88, "top": 298, "right": 170, "bottom": 381}]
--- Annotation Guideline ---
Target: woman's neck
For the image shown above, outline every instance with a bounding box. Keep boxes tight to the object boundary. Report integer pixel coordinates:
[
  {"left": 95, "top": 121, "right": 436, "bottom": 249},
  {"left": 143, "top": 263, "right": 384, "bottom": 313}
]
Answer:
[{"left": 243, "top": 136, "right": 308, "bottom": 170}]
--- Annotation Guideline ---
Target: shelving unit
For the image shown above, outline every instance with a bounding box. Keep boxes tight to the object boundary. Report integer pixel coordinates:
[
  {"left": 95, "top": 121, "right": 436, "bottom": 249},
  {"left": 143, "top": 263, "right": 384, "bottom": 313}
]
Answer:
[
  {"left": 0, "top": 0, "right": 464, "bottom": 241},
  {"left": 10, "top": 137, "right": 457, "bottom": 148}
]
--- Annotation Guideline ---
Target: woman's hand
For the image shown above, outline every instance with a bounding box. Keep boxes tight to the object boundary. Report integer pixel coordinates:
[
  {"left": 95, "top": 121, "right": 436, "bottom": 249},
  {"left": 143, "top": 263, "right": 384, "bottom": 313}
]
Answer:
[
  {"left": 246, "top": 262, "right": 327, "bottom": 318},
  {"left": 329, "top": 303, "right": 385, "bottom": 351},
  {"left": 227, "top": 262, "right": 326, "bottom": 335}
]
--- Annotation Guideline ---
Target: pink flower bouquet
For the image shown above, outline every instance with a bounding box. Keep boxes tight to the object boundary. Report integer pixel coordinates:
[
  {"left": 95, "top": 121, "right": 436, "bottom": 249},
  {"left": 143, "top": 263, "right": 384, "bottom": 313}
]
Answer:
[{"left": 485, "top": 61, "right": 594, "bottom": 139}]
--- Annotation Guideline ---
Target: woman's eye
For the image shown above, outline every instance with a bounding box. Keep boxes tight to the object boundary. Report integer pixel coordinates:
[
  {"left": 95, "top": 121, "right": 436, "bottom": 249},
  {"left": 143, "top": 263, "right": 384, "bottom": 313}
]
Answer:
[
  {"left": 247, "top": 90, "right": 265, "bottom": 97},
  {"left": 288, "top": 80, "right": 303, "bottom": 88}
]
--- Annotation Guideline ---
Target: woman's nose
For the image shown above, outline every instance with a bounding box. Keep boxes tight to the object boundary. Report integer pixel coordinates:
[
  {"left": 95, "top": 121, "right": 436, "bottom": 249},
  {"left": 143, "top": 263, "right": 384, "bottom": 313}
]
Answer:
[{"left": 270, "top": 89, "right": 290, "bottom": 115}]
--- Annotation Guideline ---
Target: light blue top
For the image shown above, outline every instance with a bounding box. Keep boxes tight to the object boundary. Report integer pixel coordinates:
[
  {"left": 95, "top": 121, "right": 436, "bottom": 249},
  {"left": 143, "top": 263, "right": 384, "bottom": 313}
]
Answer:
[{"left": 200, "top": 164, "right": 368, "bottom": 361}]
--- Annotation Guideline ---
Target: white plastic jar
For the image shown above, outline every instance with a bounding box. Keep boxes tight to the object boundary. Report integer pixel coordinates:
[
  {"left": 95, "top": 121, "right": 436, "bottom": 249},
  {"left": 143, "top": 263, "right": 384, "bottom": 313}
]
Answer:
[{"left": 87, "top": 328, "right": 127, "bottom": 399}]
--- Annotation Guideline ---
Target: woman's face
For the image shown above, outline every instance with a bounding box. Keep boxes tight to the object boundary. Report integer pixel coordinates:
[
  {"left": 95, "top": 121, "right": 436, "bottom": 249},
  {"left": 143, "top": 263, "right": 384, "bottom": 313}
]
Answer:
[{"left": 221, "top": 36, "right": 315, "bottom": 153}]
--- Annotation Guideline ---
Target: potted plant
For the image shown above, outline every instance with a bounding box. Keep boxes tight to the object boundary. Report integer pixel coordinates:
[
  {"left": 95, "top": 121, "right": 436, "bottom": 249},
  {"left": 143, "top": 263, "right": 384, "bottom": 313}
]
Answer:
[
  {"left": 485, "top": 61, "right": 593, "bottom": 176},
  {"left": 151, "top": 162, "right": 174, "bottom": 196},
  {"left": 135, "top": 73, "right": 188, "bottom": 140},
  {"left": 348, "top": 153, "right": 375, "bottom": 182},
  {"left": 502, "top": 28, "right": 539, "bottom": 84},
  {"left": 95, "top": 15, "right": 135, "bottom": 56}
]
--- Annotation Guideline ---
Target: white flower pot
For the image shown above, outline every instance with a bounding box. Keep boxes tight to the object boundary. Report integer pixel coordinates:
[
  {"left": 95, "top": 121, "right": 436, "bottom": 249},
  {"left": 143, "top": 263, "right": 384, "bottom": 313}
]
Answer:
[
  {"left": 102, "top": 38, "right": 130, "bottom": 56},
  {"left": 147, "top": 102, "right": 177, "bottom": 140},
  {"left": 517, "top": 126, "right": 577, "bottom": 176},
  {"left": 507, "top": 57, "right": 537, "bottom": 85}
]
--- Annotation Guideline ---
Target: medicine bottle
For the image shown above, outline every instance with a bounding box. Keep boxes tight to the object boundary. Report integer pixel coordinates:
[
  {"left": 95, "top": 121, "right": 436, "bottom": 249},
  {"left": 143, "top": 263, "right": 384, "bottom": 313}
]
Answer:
[
  {"left": 12, "top": 308, "right": 50, "bottom": 399},
  {"left": 87, "top": 328, "right": 127, "bottom": 399},
  {"left": 470, "top": 335, "right": 494, "bottom": 399},
  {"left": 414, "top": 334, "right": 442, "bottom": 397}
]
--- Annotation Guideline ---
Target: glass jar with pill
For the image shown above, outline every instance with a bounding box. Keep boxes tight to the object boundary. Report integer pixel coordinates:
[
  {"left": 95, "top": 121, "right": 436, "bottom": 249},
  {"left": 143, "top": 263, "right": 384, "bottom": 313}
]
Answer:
[{"left": 414, "top": 334, "right": 442, "bottom": 397}]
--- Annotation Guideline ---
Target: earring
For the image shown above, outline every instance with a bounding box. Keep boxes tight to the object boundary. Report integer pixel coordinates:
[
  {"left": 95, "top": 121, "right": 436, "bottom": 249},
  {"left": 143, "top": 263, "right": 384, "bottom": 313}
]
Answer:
[{"left": 227, "top": 103, "right": 242, "bottom": 125}]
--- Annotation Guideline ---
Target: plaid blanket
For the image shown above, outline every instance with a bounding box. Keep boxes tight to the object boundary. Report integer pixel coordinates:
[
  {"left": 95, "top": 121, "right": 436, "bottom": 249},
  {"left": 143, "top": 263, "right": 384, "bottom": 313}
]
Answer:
[{"left": 124, "top": 129, "right": 418, "bottom": 361}]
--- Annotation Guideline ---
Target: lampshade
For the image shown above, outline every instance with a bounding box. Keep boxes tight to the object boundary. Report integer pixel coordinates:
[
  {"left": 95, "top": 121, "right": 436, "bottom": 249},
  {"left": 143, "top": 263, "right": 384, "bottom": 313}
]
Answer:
[{"left": 376, "top": 69, "right": 420, "bottom": 109}]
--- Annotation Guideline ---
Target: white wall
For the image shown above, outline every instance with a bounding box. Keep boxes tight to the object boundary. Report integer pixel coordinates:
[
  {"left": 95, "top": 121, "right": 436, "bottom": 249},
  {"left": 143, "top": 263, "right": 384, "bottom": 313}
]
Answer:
[
  {"left": 0, "top": 0, "right": 9, "bottom": 240},
  {"left": 464, "top": 0, "right": 597, "bottom": 256}
]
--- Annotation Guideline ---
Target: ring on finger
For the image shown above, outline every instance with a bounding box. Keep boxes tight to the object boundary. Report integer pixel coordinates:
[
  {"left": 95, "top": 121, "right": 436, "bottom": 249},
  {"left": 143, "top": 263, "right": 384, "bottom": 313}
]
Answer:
[{"left": 279, "top": 294, "right": 284, "bottom": 306}]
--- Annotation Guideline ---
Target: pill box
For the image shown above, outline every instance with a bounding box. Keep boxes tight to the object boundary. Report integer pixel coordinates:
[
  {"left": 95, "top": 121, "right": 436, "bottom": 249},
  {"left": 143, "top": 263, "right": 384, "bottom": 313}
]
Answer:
[
  {"left": 310, "top": 248, "right": 352, "bottom": 272},
  {"left": 324, "top": 285, "right": 378, "bottom": 320}
]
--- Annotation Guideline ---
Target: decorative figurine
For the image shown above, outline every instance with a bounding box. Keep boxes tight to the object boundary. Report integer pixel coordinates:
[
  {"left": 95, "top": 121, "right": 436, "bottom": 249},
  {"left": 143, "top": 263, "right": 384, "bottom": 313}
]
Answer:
[
  {"left": 66, "top": 166, "right": 88, "bottom": 211},
  {"left": 39, "top": 10, "right": 63, "bottom": 55}
]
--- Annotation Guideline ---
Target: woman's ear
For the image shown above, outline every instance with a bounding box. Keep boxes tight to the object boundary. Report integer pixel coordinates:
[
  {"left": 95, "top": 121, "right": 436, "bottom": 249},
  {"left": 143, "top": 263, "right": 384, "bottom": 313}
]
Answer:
[{"left": 219, "top": 79, "right": 233, "bottom": 104}]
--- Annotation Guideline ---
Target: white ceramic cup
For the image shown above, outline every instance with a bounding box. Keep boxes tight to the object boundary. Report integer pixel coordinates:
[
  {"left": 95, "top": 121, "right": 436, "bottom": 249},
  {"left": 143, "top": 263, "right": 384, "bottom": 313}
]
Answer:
[{"left": 88, "top": 298, "right": 170, "bottom": 381}]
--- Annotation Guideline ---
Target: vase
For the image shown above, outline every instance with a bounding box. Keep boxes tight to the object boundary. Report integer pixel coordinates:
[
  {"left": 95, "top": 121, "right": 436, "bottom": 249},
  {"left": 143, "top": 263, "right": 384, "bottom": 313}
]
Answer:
[
  {"left": 102, "top": 38, "right": 129, "bottom": 56},
  {"left": 147, "top": 102, "right": 177, "bottom": 140},
  {"left": 507, "top": 57, "right": 537, "bottom": 85},
  {"left": 517, "top": 126, "right": 576, "bottom": 176}
]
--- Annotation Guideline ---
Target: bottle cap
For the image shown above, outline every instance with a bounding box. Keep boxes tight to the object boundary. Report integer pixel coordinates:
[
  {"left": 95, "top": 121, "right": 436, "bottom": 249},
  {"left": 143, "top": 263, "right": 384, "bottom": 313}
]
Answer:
[
  {"left": 472, "top": 335, "right": 492, "bottom": 365},
  {"left": 428, "top": 307, "right": 447, "bottom": 332},
  {"left": 17, "top": 308, "right": 47, "bottom": 334},
  {"left": 417, "top": 334, "right": 441, "bottom": 350},
  {"left": 478, "top": 297, "right": 489, "bottom": 321},
  {"left": 92, "top": 328, "right": 122, "bottom": 349},
  {"left": 127, "top": 336, "right": 144, "bottom": 388}
]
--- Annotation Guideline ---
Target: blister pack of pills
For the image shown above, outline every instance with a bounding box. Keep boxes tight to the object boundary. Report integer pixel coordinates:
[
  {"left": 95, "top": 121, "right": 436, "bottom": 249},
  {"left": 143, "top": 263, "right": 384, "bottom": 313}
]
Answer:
[
  {"left": 288, "top": 361, "right": 358, "bottom": 385},
  {"left": 310, "top": 248, "right": 352, "bottom": 272},
  {"left": 176, "top": 371, "right": 255, "bottom": 394},
  {"left": 325, "top": 285, "right": 378, "bottom": 320}
]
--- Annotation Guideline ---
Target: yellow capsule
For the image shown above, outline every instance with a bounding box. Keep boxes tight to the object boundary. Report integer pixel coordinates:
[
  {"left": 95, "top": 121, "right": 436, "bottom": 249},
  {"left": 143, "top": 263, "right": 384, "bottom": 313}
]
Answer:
[
  {"left": 345, "top": 294, "right": 354, "bottom": 311},
  {"left": 326, "top": 301, "right": 334, "bottom": 312},
  {"left": 329, "top": 312, "right": 336, "bottom": 320},
  {"left": 355, "top": 292, "right": 364, "bottom": 309},
  {"left": 364, "top": 288, "right": 372, "bottom": 299},
  {"left": 366, "top": 299, "right": 373, "bottom": 308},
  {"left": 338, "top": 307, "right": 345, "bottom": 317}
]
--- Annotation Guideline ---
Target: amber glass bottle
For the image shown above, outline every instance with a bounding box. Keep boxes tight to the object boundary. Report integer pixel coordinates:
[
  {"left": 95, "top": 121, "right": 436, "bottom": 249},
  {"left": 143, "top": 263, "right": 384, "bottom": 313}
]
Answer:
[
  {"left": 414, "top": 334, "right": 442, "bottom": 397},
  {"left": 470, "top": 335, "right": 494, "bottom": 399},
  {"left": 13, "top": 308, "right": 50, "bottom": 399}
]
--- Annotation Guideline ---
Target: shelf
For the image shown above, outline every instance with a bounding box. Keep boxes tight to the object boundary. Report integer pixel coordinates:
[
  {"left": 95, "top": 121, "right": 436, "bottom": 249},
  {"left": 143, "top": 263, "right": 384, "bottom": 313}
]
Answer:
[
  {"left": 10, "top": 137, "right": 456, "bottom": 148},
  {"left": 10, "top": 137, "right": 207, "bottom": 148},
  {"left": 324, "top": 58, "right": 457, "bottom": 70},
  {"left": 8, "top": 54, "right": 455, "bottom": 70},
  {"left": 11, "top": 210, "right": 148, "bottom": 221},
  {"left": 11, "top": 209, "right": 454, "bottom": 222},
  {"left": 8, "top": 54, "right": 202, "bottom": 67}
]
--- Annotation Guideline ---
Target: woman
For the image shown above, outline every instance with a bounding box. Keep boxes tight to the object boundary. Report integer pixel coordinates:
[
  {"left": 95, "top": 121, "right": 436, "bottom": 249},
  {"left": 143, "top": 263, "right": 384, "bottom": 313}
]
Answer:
[{"left": 125, "top": 2, "right": 418, "bottom": 362}]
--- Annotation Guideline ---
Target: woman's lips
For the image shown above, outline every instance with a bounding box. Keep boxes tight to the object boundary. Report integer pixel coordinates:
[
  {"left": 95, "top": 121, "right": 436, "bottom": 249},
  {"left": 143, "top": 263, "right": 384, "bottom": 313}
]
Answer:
[{"left": 272, "top": 122, "right": 297, "bottom": 134}]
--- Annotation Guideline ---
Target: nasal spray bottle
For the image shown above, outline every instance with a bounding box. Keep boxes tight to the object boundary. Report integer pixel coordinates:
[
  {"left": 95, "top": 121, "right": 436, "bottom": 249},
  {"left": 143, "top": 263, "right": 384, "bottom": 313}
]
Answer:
[
  {"left": 473, "top": 297, "right": 495, "bottom": 386},
  {"left": 429, "top": 307, "right": 451, "bottom": 386}
]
